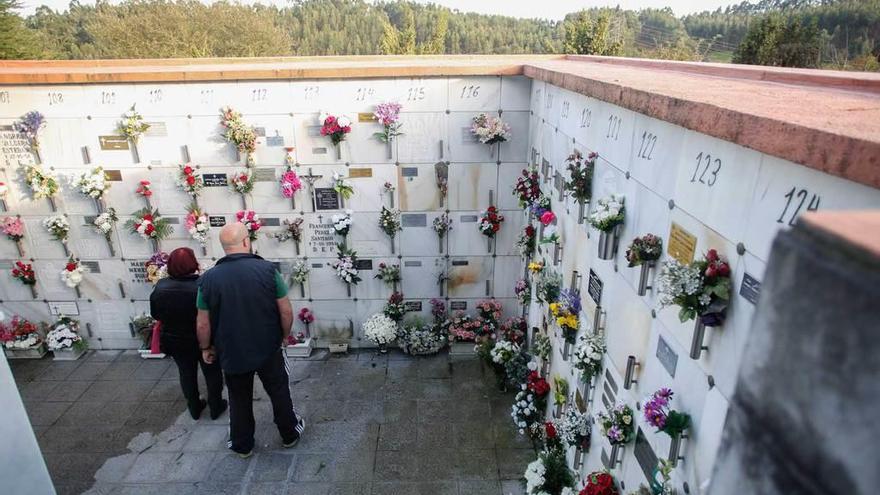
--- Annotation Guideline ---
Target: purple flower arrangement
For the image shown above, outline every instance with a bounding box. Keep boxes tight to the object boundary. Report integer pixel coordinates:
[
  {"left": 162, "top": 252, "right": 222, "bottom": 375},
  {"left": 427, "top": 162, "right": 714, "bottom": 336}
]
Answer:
[
  {"left": 596, "top": 404, "right": 635, "bottom": 445},
  {"left": 14, "top": 111, "right": 46, "bottom": 150},
  {"left": 643, "top": 388, "right": 690, "bottom": 438},
  {"left": 373, "top": 102, "right": 403, "bottom": 143}
]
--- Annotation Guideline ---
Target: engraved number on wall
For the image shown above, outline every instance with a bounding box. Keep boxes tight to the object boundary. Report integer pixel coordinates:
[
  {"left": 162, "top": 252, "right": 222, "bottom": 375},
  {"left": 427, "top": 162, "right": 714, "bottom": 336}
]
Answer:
[
  {"left": 199, "top": 89, "right": 214, "bottom": 104},
  {"left": 606, "top": 114, "right": 622, "bottom": 141},
  {"left": 561, "top": 101, "right": 570, "bottom": 119},
  {"left": 251, "top": 88, "right": 268, "bottom": 102},
  {"left": 579, "top": 108, "right": 592, "bottom": 128},
  {"left": 776, "top": 187, "right": 821, "bottom": 226},
  {"left": 637, "top": 131, "right": 657, "bottom": 161},
  {"left": 148, "top": 89, "right": 163, "bottom": 104},
  {"left": 355, "top": 87, "right": 374, "bottom": 101},
  {"left": 100, "top": 90, "right": 116, "bottom": 105},
  {"left": 407, "top": 86, "right": 426, "bottom": 101},
  {"left": 48, "top": 92, "right": 64, "bottom": 106},
  {"left": 460, "top": 85, "right": 481, "bottom": 99},
  {"left": 303, "top": 86, "right": 320, "bottom": 100},
  {"left": 0, "top": 91, "right": 10, "bottom": 104},
  {"left": 690, "top": 152, "right": 721, "bottom": 187}
]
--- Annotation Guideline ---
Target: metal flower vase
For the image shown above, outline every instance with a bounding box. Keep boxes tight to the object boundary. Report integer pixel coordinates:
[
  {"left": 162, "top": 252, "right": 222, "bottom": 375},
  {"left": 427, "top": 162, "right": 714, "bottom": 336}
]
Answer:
[
  {"left": 597, "top": 226, "right": 619, "bottom": 260},
  {"left": 637, "top": 261, "right": 655, "bottom": 296}
]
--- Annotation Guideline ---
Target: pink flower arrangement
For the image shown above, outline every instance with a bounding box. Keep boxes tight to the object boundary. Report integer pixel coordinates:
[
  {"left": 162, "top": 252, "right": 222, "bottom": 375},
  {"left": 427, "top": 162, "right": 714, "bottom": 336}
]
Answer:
[
  {"left": 135, "top": 180, "right": 152, "bottom": 197},
  {"left": 373, "top": 102, "right": 403, "bottom": 143},
  {"left": 448, "top": 312, "right": 483, "bottom": 342},
  {"left": 540, "top": 210, "right": 556, "bottom": 226},
  {"left": 235, "top": 210, "right": 262, "bottom": 241},
  {"left": 298, "top": 307, "right": 315, "bottom": 325},
  {"left": 286, "top": 332, "right": 306, "bottom": 346},
  {"left": 280, "top": 169, "right": 302, "bottom": 198},
  {"left": 319, "top": 113, "right": 352, "bottom": 146},
  {"left": 2, "top": 216, "right": 25, "bottom": 241},
  {"left": 476, "top": 298, "right": 503, "bottom": 324}
]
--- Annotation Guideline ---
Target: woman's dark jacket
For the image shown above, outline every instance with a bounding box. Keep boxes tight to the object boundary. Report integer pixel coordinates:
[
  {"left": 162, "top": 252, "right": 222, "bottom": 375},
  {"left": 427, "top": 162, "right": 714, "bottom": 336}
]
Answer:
[{"left": 149, "top": 274, "right": 200, "bottom": 356}]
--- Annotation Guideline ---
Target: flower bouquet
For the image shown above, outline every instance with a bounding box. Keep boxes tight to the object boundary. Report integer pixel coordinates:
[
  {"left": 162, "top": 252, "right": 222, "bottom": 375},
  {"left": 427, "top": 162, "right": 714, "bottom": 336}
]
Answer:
[
  {"left": 627, "top": 233, "right": 663, "bottom": 296},
  {"left": 126, "top": 208, "right": 172, "bottom": 247},
  {"left": 529, "top": 194, "right": 552, "bottom": 220},
  {"left": 528, "top": 260, "right": 544, "bottom": 275},
  {"left": 1, "top": 316, "right": 46, "bottom": 358},
  {"left": 379, "top": 207, "right": 402, "bottom": 253},
  {"left": 23, "top": 164, "right": 60, "bottom": 209},
  {"left": 43, "top": 214, "right": 70, "bottom": 255},
  {"left": 280, "top": 167, "right": 302, "bottom": 208},
  {"left": 93, "top": 208, "right": 118, "bottom": 256},
  {"left": 396, "top": 317, "right": 447, "bottom": 356},
  {"left": 374, "top": 262, "right": 401, "bottom": 289},
  {"left": 2, "top": 216, "right": 26, "bottom": 257},
  {"left": 177, "top": 164, "right": 204, "bottom": 202},
  {"left": 75, "top": 166, "right": 111, "bottom": 204},
  {"left": 235, "top": 210, "right": 262, "bottom": 242},
  {"left": 289, "top": 259, "right": 310, "bottom": 297},
  {"left": 553, "top": 375, "right": 569, "bottom": 410},
  {"left": 130, "top": 314, "right": 156, "bottom": 349},
  {"left": 435, "top": 162, "right": 448, "bottom": 207},
  {"left": 554, "top": 407, "right": 592, "bottom": 451},
  {"left": 523, "top": 449, "right": 575, "bottom": 495},
  {"left": 135, "top": 180, "right": 152, "bottom": 207},
  {"left": 46, "top": 316, "right": 88, "bottom": 360},
  {"left": 0, "top": 181, "right": 8, "bottom": 210},
  {"left": 185, "top": 205, "right": 210, "bottom": 252},
  {"left": 432, "top": 212, "right": 452, "bottom": 253},
  {"left": 10, "top": 261, "right": 37, "bottom": 298},
  {"left": 145, "top": 251, "right": 169, "bottom": 284},
  {"left": 515, "top": 278, "right": 531, "bottom": 306},
  {"left": 597, "top": 404, "right": 636, "bottom": 446},
  {"left": 383, "top": 292, "right": 406, "bottom": 322},
  {"left": 273, "top": 218, "right": 304, "bottom": 255},
  {"left": 220, "top": 106, "right": 257, "bottom": 164},
  {"left": 657, "top": 249, "right": 731, "bottom": 327},
  {"left": 320, "top": 113, "right": 352, "bottom": 159},
  {"left": 374, "top": 102, "right": 403, "bottom": 158},
  {"left": 332, "top": 209, "right": 353, "bottom": 244},
  {"left": 533, "top": 332, "right": 552, "bottom": 362},
  {"left": 479, "top": 206, "right": 504, "bottom": 238},
  {"left": 476, "top": 298, "right": 503, "bottom": 328},
  {"left": 14, "top": 111, "right": 46, "bottom": 163},
  {"left": 363, "top": 312, "right": 397, "bottom": 351},
  {"left": 564, "top": 151, "right": 597, "bottom": 222},
  {"left": 331, "top": 244, "right": 361, "bottom": 296},
  {"left": 471, "top": 113, "right": 511, "bottom": 146},
  {"left": 550, "top": 288, "right": 581, "bottom": 344},
  {"left": 513, "top": 167, "right": 541, "bottom": 209},
  {"left": 490, "top": 340, "right": 520, "bottom": 389},
  {"left": 572, "top": 332, "right": 605, "bottom": 383},
  {"left": 448, "top": 312, "right": 482, "bottom": 343},
  {"left": 540, "top": 213, "right": 560, "bottom": 246},
  {"left": 229, "top": 168, "right": 254, "bottom": 208},
  {"left": 644, "top": 388, "right": 690, "bottom": 439},
  {"left": 581, "top": 471, "right": 620, "bottom": 495},
  {"left": 536, "top": 269, "right": 562, "bottom": 304},
  {"left": 60, "top": 256, "right": 84, "bottom": 297},
  {"left": 118, "top": 105, "right": 150, "bottom": 162},
  {"left": 332, "top": 172, "right": 354, "bottom": 202},
  {"left": 512, "top": 380, "right": 544, "bottom": 437},
  {"left": 589, "top": 194, "right": 625, "bottom": 260}
]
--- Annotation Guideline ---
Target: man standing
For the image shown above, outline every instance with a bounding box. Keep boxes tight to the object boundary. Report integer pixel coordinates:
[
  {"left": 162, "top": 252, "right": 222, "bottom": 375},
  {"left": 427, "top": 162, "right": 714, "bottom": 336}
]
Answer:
[{"left": 197, "top": 223, "right": 304, "bottom": 458}]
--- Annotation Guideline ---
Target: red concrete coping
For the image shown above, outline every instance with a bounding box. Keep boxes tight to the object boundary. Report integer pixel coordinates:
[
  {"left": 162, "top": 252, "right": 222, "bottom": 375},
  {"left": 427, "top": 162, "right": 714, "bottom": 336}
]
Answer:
[
  {"left": 0, "top": 55, "right": 878, "bottom": 190},
  {"left": 801, "top": 211, "right": 880, "bottom": 258},
  {"left": 524, "top": 58, "right": 880, "bottom": 190}
]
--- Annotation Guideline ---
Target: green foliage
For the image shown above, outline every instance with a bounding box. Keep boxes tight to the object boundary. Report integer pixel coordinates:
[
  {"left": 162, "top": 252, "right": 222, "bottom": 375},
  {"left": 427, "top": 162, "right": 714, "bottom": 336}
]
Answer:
[
  {"left": 733, "top": 12, "right": 823, "bottom": 67},
  {"left": 563, "top": 10, "right": 624, "bottom": 56},
  {"left": 379, "top": 3, "right": 447, "bottom": 54},
  {"left": 0, "top": 0, "right": 45, "bottom": 59}
]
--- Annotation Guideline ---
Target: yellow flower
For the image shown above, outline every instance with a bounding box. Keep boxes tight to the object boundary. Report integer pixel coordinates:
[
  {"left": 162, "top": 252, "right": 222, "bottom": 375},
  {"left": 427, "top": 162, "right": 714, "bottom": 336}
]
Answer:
[
  {"left": 528, "top": 261, "right": 544, "bottom": 274},
  {"left": 549, "top": 302, "right": 560, "bottom": 315},
  {"left": 557, "top": 314, "right": 578, "bottom": 329}
]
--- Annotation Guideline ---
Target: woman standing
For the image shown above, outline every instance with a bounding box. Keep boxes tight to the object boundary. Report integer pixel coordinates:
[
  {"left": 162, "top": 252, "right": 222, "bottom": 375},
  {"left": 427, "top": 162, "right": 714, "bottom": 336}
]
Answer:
[{"left": 150, "top": 247, "right": 226, "bottom": 420}]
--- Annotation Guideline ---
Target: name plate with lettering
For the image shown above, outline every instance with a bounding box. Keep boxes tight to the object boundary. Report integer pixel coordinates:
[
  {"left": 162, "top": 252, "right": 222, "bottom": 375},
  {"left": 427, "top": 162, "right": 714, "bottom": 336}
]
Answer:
[
  {"left": 314, "top": 188, "right": 341, "bottom": 211},
  {"left": 740, "top": 272, "right": 761, "bottom": 305},
  {"left": 203, "top": 174, "right": 228, "bottom": 187},
  {"left": 461, "top": 127, "right": 479, "bottom": 143},
  {"left": 668, "top": 223, "right": 697, "bottom": 265},
  {"left": 165, "top": 217, "right": 179, "bottom": 225},
  {"left": 253, "top": 127, "right": 266, "bottom": 137},
  {"left": 451, "top": 260, "right": 469, "bottom": 266},
  {"left": 401, "top": 214, "right": 427, "bottom": 228},
  {"left": 311, "top": 263, "right": 324, "bottom": 269},
  {"left": 80, "top": 261, "right": 101, "bottom": 273},
  {"left": 656, "top": 335, "right": 678, "bottom": 378},
  {"left": 401, "top": 167, "right": 419, "bottom": 178},
  {"left": 348, "top": 168, "right": 373, "bottom": 178},
  {"left": 254, "top": 168, "right": 276, "bottom": 182},
  {"left": 460, "top": 215, "right": 478, "bottom": 223},
  {"left": 404, "top": 260, "right": 422, "bottom": 267},
  {"left": 358, "top": 112, "right": 377, "bottom": 123},
  {"left": 312, "top": 147, "right": 328, "bottom": 155},
  {"left": 634, "top": 428, "right": 659, "bottom": 482},
  {"left": 450, "top": 301, "right": 467, "bottom": 311},
  {"left": 261, "top": 217, "right": 280, "bottom": 227},
  {"left": 354, "top": 259, "right": 373, "bottom": 270},
  {"left": 266, "top": 135, "right": 285, "bottom": 147},
  {"left": 48, "top": 301, "right": 79, "bottom": 316},
  {"left": 104, "top": 170, "right": 123, "bottom": 182},
  {"left": 404, "top": 301, "right": 422, "bottom": 312},
  {"left": 588, "top": 269, "right": 602, "bottom": 305},
  {"left": 99, "top": 135, "right": 129, "bottom": 151},
  {"left": 306, "top": 125, "right": 323, "bottom": 137},
  {"left": 144, "top": 122, "right": 167, "bottom": 137},
  {"left": 208, "top": 216, "right": 226, "bottom": 227}
]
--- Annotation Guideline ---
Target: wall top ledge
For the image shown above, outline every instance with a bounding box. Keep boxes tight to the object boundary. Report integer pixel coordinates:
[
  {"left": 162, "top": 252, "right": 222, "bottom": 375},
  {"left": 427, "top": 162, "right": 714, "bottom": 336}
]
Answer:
[{"left": 1, "top": 54, "right": 878, "bottom": 189}]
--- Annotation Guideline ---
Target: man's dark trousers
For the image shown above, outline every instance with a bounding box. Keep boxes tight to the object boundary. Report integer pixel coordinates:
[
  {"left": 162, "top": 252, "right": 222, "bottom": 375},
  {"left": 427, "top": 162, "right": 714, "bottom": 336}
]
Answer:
[{"left": 225, "top": 349, "right": 300, "bottom": 453}]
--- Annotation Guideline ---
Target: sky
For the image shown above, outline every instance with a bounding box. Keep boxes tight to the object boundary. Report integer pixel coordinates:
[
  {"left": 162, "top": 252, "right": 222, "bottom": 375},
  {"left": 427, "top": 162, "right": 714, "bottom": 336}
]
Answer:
[{"left": 18, "top": 0, "right": 739, "bottom": 18}]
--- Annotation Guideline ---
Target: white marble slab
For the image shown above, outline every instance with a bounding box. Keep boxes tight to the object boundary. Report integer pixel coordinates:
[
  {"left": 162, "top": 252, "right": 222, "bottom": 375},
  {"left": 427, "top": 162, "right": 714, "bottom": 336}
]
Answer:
[
  {"left": 397, "top": 163, "right": 444, "bottom": 212},
  {"left": 499, "top": 111, "right": 530, "bottom": 163},
  {"left": 396, "top": 112, "right": 448, "bottom": 164},
  {"left": 446, "top": 112, "right": 503, "bottom": 163},
  {"left": 399, "top": 257, "right": 446, "bottom": 299},
  {"left": 447, "top": 163, "right": 498, "bottom": 212},
  {"left": 398, "top": 212, "right": 444, "bottom": 257},
  {"left": 182, "top": 82, "right": 242, "bottom": 117},
  {"left": 447, "top": 256, "right": 493, "bottom": 298},
  {"left": 129, "top": 83, "right": 191, "bottom": 118},
  {"left": 392, "top": 78, "right": 449, "bottom": 113},
  {"left": 627, "top": 112, "right": 686, "bottom": 201},
  {"left": 447, "top": 76, "right": 501, "bottom": 112},
  {"left": 500, "top": 76, "right": 532, "bottom": 112},
  {"left": 228, "top": 81, "right": 294, "bottom": 116}
]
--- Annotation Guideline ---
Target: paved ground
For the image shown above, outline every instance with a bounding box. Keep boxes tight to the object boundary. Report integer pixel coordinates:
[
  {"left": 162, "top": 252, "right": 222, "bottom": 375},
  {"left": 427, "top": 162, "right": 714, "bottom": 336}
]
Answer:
[{"left": 11, "top": 349, "right": 533, "bottom": 495}]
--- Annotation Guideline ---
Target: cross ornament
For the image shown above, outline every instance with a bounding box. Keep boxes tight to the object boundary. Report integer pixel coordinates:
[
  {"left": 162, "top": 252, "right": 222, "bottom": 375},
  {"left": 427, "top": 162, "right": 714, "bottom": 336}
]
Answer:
[{"left": 300, "top": 168, "right": 323, "bottom": 212}]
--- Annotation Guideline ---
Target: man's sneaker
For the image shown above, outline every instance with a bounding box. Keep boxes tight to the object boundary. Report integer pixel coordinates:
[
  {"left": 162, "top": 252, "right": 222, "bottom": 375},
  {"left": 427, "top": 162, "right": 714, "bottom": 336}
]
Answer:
[
  {"left": 283, "top": 418, "right": 306, "bottom": 448},
  {"left": 236, "top": 450, "right": 253, "bottom": 459}
]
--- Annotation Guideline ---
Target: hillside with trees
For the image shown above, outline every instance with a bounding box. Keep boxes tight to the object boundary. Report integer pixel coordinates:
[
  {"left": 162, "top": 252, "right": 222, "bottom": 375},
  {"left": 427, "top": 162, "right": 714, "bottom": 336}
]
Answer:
[{"left": 1, "top": 0, "right": 877, "bottom": 71}]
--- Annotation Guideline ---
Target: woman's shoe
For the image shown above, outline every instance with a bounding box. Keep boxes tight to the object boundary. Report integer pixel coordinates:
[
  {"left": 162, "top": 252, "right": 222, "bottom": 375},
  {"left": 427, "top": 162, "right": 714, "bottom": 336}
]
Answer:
[
  {"left": 188, "top": 399, "right": 207, "bottom": 420},
  {"left": 210, "top": 399, "right": 228, "bottom": 420}
]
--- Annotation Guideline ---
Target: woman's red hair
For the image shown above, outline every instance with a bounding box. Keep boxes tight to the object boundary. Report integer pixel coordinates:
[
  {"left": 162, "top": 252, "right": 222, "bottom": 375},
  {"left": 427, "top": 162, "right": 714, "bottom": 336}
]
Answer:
[{"left": 166, "top": 247, "right": 199, "bottom": 278}]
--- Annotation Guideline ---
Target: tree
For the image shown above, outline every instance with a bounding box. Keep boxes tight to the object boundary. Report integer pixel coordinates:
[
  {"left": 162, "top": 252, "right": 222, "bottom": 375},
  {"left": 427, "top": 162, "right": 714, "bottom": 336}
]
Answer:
[
  {"left": 733, "top": 13, "right": 823, "bottom": 67},
  {"left": 0, "top": 0, "right": 44, "bottom": 59},
  {"left": 563, "top": 10, "right": 624, "bottom": 56},
  {"left": 379, "top": 4, "right": 447, "bottom": 55}
]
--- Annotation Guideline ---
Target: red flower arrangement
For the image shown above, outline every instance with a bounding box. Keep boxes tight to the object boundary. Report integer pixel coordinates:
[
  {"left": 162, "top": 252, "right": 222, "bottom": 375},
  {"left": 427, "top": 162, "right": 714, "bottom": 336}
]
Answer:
[
  {"left": 298, "top": 307, "right": 315, "bottom": 325},
  {"left": 580, "top": 471, "right": 619, "bottom": 495},
  {"left": 319, "top": 113, "right": 352, "bottom": 146},
  {"left": 135, "top": 180, "right": 152, "bottom": 197},
  {"left": 527, "top": 370, "right": 550, "bottom": 397},
  {"left": 513, "top": 168, "right": 541, "bottom": 208},
  {"left": 11, "top": 260, "right": 36, "bottom": 285},
  {"left": 478, "top": 206, "right": 504, "bottom": 238}
]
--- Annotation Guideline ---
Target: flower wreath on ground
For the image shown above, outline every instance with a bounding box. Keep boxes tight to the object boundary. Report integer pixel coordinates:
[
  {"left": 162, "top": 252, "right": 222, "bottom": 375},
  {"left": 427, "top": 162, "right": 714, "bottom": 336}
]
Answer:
[
  {"left": 363, "top": 313, "right": 397, "bottom": 346},
  {"left": 46, "top": 316, "right": 88, "bottom": 353}
]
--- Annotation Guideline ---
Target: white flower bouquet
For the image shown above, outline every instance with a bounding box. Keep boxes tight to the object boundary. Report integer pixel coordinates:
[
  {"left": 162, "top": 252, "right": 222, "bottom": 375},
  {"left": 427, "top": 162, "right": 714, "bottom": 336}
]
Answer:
[
  {"left": 490, "top": 340, "right": 519, "bottom": 365},
  {"left": 471, "top": 113, "right": 511, "bottom": 145},
  {"left": 229, "top": 168, "right": 255, "bottom": 195},
  {"left": 24, "top": 165, "right": 60, "bottom": 199},
  {"left": 290, "top": 259, "right": 310, "bottom": 285},
  {"left": 93, "top": 209, "right": 118, "bottom": 239},
  {"left": 588, "top": 194, "right": 625, "bottom": 233},
  {"left": 572, "top": 331, "right": 606, "bottom": 382},
  {"left": 331, "top": 245, "right": 361, "bottom": 285},
  {"left": 362, "top": 313, "right": 397, "bottom": 346},
  {"left": 74, "top": 166, "right": 110, "bottom": 199},
  {"left": 332, "top": 209, "right": 353, "bottom": 237},
  {"left": 42, "top": 215, "right": 70, "bottom": 242},
  {"left": 46, "top": 316, "right": 87, "bottom": 352},
  {"left": 185, "top": 205, "right": 210, "bottom": 246},
  {"left": 60, "top": 257, "right": 84, "bottom": 289}
]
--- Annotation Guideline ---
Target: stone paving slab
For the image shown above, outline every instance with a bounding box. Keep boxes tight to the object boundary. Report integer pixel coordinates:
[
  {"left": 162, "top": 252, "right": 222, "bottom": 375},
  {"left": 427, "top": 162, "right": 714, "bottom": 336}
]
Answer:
[{"left": 11, "top": 349, "right": 530, "bottom": 495}]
